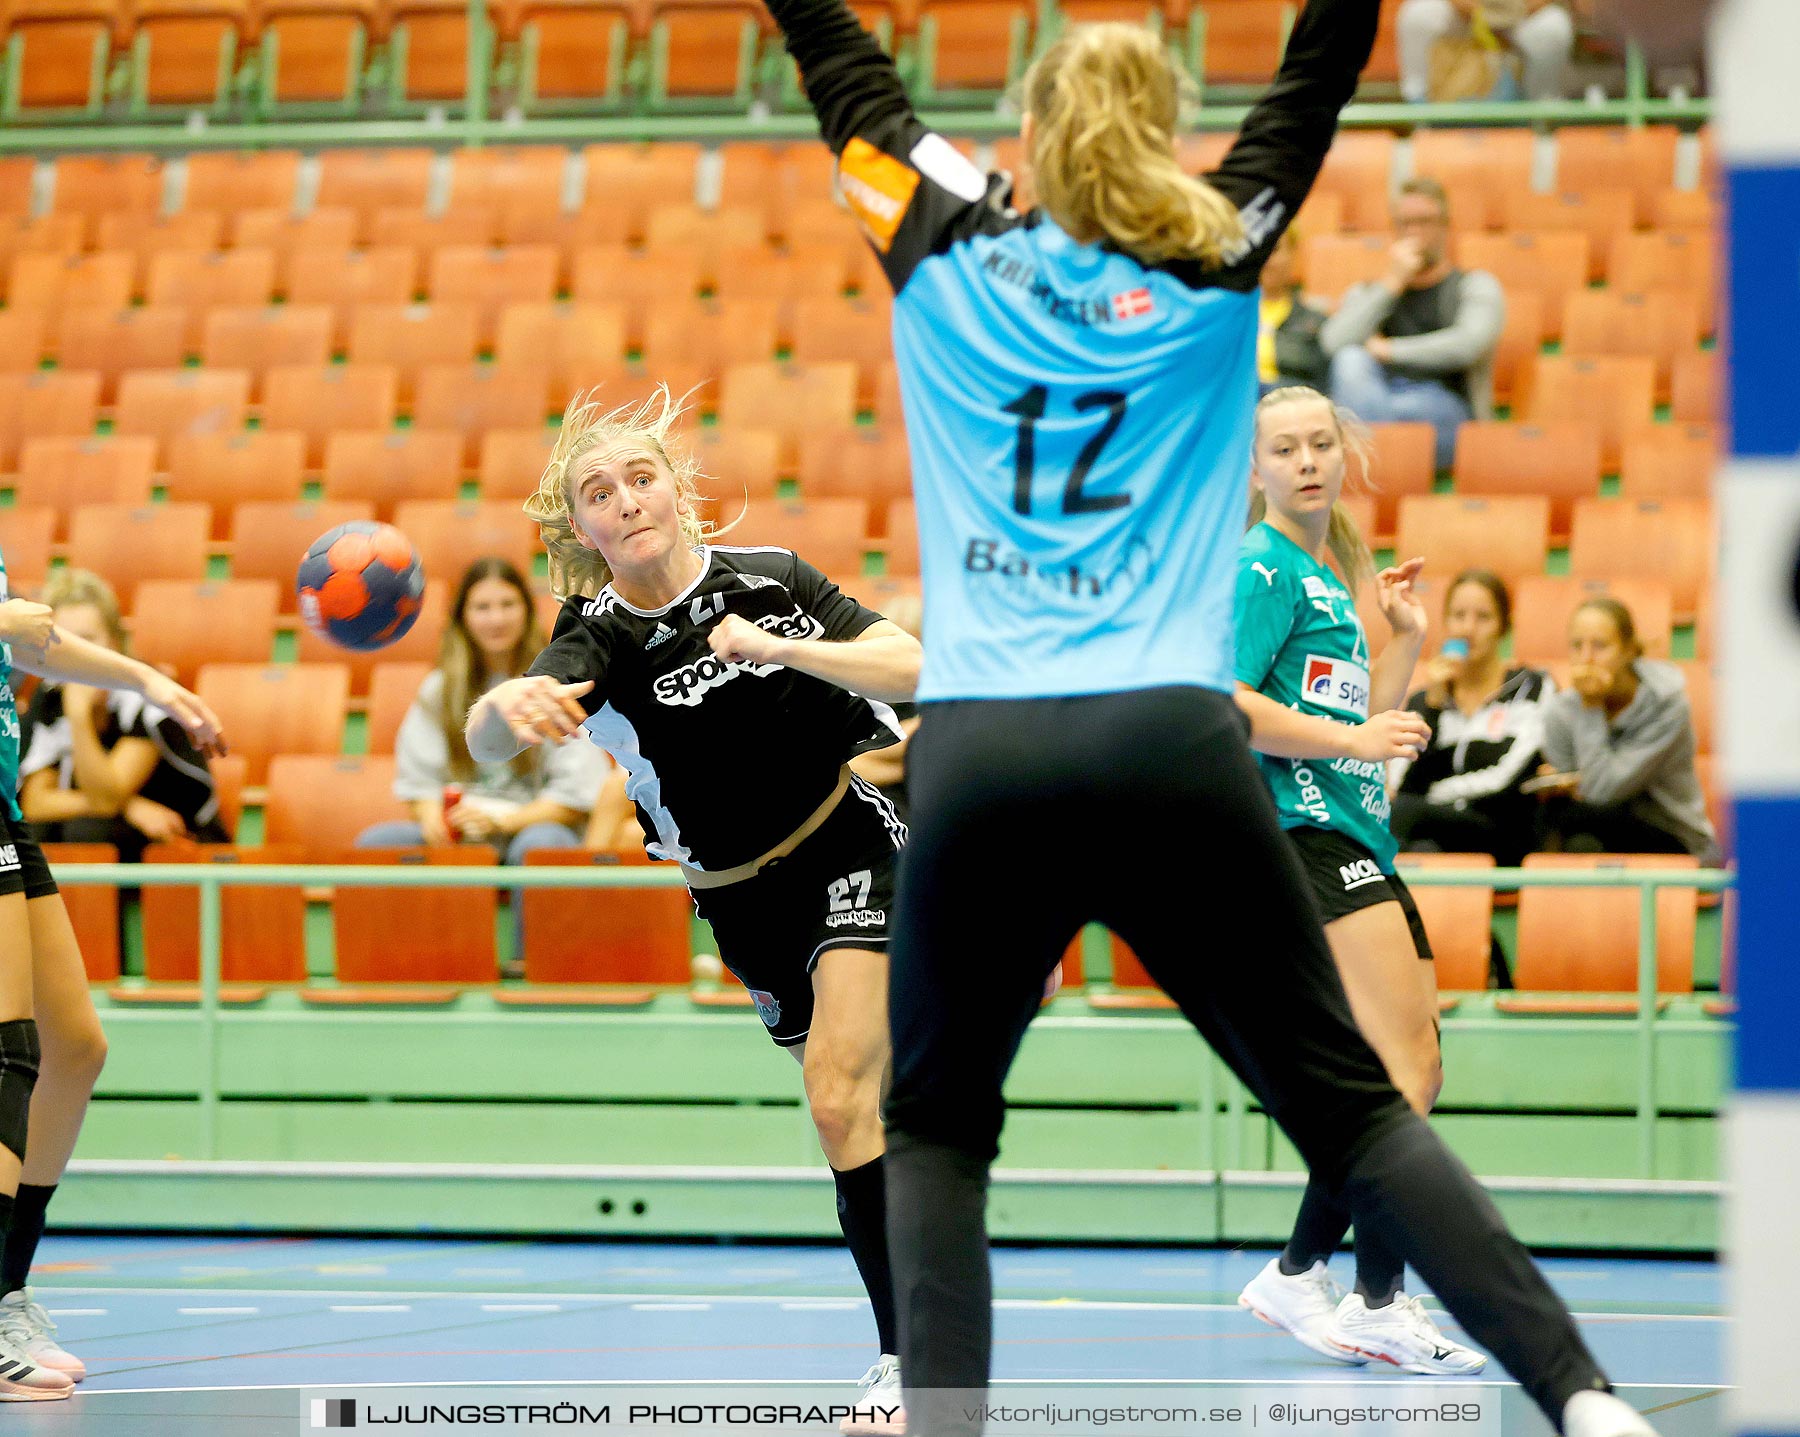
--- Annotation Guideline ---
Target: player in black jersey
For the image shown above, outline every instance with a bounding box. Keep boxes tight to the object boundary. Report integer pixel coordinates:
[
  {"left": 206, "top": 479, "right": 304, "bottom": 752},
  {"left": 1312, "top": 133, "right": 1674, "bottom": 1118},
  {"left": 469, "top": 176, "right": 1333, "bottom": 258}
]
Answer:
[{"left": 466, "top": 390, "right": 920, "bottom": 1430}]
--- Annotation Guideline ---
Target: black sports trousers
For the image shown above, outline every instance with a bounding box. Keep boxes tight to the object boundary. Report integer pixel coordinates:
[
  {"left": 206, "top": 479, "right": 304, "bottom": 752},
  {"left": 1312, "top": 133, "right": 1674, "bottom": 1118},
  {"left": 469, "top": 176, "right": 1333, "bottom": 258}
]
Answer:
[{"left": 883, "top": 686, "right": 1606, "bottom": 1434}]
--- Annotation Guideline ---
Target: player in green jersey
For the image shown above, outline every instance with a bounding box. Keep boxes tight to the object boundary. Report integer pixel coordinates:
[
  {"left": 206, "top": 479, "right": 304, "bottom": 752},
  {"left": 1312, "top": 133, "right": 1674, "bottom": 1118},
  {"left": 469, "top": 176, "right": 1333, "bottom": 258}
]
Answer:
[
  {"left": 1232, "top": 385, "right": 1485, "bottom": 1376},
  {"left": 0, "top": 552, "right": 223, "bottom": 1399}
]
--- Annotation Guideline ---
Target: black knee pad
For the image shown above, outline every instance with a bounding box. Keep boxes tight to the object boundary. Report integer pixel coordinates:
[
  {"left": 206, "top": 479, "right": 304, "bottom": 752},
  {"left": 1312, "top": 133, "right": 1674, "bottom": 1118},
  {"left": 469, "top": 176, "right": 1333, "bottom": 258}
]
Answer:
[{"left": 0, "top": 1019, "right": 41, "bottom": 1165}]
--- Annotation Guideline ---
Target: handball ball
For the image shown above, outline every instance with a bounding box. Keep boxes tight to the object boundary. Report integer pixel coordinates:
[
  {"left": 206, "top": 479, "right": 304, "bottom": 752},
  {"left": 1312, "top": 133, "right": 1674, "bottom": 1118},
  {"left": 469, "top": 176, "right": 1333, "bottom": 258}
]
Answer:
[{"left": 296, "top": 521, "right": 426, "bottom": 652}]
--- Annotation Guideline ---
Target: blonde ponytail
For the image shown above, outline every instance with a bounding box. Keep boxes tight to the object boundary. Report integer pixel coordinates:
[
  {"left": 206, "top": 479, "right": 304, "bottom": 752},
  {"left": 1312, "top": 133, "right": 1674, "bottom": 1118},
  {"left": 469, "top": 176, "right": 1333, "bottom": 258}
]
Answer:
[
  {"left": 1023, "top": 23, "right": 1244, "bottom": 268},
  {"left": 1249, "top": 385, "right": 1377, "bottom": 596}
]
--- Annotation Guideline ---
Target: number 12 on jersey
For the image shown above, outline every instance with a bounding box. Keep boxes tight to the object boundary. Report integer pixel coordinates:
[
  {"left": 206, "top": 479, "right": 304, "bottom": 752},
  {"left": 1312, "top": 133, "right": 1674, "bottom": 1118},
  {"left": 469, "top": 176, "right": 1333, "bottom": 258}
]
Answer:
[{"left": 1002, "top": 386, "right": 1131, "bottom": 518}]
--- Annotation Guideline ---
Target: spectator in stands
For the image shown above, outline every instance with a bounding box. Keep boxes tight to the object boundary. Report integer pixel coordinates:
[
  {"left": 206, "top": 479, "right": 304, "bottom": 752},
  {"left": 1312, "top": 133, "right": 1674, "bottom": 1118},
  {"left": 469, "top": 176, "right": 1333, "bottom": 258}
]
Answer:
[
  {"left": 1320, "top": 177, "right": 1505, "bottom": 470},
  {"left": 357, "top": 557, "right": 608, "bottom": 861},
  {"left": 1390, "top": 570, "right": 1554, "bottom": 867},
  {"left": 1536, "top": 596, "right": 1719, "bottom": 862},
  {"left": 18, "top": 570, "right": 230, "bottom": 863},
  {"left": 1397, "top": 0, "right": 1577, "bottom": 103},
  {"left": 1259, "top": 228, "right": 1331, "bottom": 395}
]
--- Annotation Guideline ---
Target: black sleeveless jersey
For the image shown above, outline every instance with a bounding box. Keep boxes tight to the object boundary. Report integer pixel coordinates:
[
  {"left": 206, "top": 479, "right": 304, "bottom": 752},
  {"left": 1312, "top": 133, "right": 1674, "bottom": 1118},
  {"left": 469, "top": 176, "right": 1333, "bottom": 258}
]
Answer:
[{"left": 527, "top": 545, "right": 905, "bottom": 872}]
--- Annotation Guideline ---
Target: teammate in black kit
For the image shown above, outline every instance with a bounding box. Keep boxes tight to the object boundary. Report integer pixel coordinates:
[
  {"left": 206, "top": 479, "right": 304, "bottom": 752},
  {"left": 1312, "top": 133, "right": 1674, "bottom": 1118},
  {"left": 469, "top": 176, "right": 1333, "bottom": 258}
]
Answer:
[
  {"left": 766, "top": 0, "right": 1659, "bottom": 1431},
  {"left": 465, "top": 390, "right": 920, "bottom": 1429}
]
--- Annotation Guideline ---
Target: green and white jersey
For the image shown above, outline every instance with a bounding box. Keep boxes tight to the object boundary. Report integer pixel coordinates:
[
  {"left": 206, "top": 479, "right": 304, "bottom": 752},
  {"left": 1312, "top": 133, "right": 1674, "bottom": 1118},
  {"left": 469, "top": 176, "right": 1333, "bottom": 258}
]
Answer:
[
  {"left": 0, "top": 548, "right": 20, "bottom": 820},
  {"left": 1234, "top": 521, "right": 1396, "bottom": 871}
]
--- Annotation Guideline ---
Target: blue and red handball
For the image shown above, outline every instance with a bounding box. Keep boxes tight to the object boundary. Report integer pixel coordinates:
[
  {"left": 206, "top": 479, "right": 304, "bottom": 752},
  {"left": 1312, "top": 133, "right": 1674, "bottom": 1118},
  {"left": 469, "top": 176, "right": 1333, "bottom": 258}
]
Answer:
[{"left": 296, "top": 521, "right": 426, "bottom": 651}]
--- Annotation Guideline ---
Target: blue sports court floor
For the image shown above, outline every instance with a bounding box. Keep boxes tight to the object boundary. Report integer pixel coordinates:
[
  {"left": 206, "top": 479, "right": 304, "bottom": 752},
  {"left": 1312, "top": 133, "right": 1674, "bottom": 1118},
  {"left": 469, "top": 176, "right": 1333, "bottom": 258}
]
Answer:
[{"left": 5, "top": 1235, "right": 1724, "bottom": 1433}]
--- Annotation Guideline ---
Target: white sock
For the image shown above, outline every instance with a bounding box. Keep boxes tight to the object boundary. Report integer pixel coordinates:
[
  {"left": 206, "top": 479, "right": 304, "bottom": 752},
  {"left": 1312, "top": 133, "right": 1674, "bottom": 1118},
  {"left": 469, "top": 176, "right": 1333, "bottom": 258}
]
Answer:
[{"left": 1562, "top": 1389, "right": 1653, "bottom": 1437}]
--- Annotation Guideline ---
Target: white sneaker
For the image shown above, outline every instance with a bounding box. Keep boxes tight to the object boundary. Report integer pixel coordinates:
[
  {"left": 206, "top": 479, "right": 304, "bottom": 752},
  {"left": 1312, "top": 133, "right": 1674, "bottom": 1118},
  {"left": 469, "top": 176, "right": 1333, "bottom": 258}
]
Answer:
[
  {"left": 1238, "top": 1258, "right": 1365, "bottom": 1365},
  {"left": 0, "top": 1289, "right": 83, "bottom": 1381},
  {"left": 841, "top": 1353, "right": 905, "bottom": 1435},
  {"left": 1329, "top": 1291, "right": 1488, "bottom": 1375},
  {"left": 0, "top": 1314, "right": 71, "bottom": 1402},
  {"left": 1563, "top": 1390, "right": 1659, "bottom": 1437}
]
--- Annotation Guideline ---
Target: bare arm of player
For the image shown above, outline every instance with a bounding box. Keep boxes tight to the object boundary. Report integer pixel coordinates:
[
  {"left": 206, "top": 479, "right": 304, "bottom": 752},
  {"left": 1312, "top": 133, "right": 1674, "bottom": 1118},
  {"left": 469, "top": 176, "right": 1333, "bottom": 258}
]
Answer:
[
  {"left": 706, "top": 616, "right": 922, "bottom": 704},
  {"left": 12, "top": 621, "right": 227, "bottom": 758},
  {"left": 465, "top": 675, "right": 596, "bottom": 762},
  {"left": 1235, "top": 683, "right": 1432, "bottom": 764},
  {"left": 1368, "top": 557, "right": 1429, "bottom": 715}
]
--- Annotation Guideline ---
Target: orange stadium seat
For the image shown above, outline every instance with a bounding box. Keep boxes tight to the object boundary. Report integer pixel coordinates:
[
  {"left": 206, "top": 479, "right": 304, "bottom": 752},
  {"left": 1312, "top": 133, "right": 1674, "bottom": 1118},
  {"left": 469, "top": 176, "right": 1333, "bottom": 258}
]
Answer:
[
  {"left": 521, "top": 850, "right": 694, "bottom": 986},
  {"left": 427, "top": 244, "right": 559, "bottom": 344},
  {"left": 0, "top": 370, "right": 102, "bottom": 468},
  {"left": 1411, "top": 128, "right": 1536, "bottom": 231},
  {"left": 329, "top": 847, "right": 497, "bottom": 986},
  {"left": 1561, "top": 289, "right": 1703, "bottom": 403},
  {"left": 1568, "top": 497, "right": 1713, "bottom": 622},
  {"left": 228, "top": 499, "right": 375, "bottom": 609},
  {"left": 1511, "top": 852, "right": 1697, "bottom": 996},
  {"left": 1452, "top": 421, "right": 1603, "bottom": 544},
  {"left": 139, "top": 843, "right": 308, "bottom": 985},
  {"left": 0, "top": 309, "right": 46, "bottom": 370},
  {"left": 569, "top": 244, "right": 706, "bottom": 338},
  {"left": 129, "top": 0, "right": 248, "bottom": 108},
  {"left": 210, "top": 752, "right": 247, "bottom": 836},
  {"left": 184, "top": 150, "right": 302, "bottom": 212},
  {"left": 1670, "top": 352, "right": 1721, "bottom": 427},
  {"left": 884, "top": 497, "right": 918, "bottom": 575},
  {"left": 286, "top": 246, "right": 419, "bottom": 342},
  {"left": 718, "top": 142, "right": 838, "bottom": 233},
  {"left": 1350, "top": 421, "right": 1435, "bottom": 545},
  {"left": 691, "top": 426, "right": 784, "bottom": 507},
  {"left": 1517, "top": 355, "right": 1656, "bottom": 472},
  {"left": 1490, "top": 290, "right": 1547, "bottom": 407},
  {"left": 639, "top": 298, "right": 779, "bottom": 386},
  {"left": 200, "top": 305, "right": 334, "bottom": 396},
  {"left": 795, "top": 425, "right": 910, "bottom": 518},
  {"left": 872, "top": 360, "right": 901, "bottom": 423},
  {"left": 651, "top": 0, "right": 769, "bottom": 98},
  {"left": 129, "top": 578, "right": 280, "bottom": 684},
  {"left": 478, "top": 427, "right": 559, "bottom": 502},
  {"left": 387, "top": 0, "right": 504, "bottom": 101},
  {"left": 517, "top": 0, "right": 634, "bottom": 105},
  {"left": 0, "top": 215, "right": 85, "bottom": 300},
  {"left": 1393, "top": 852, "right": 1495, "bottom": 991},
  {"left": 1500, "top": 188, "right": 1635, "bottom": 282},
  {"left": 731, "top": 497, "right": 870, "bottom": 576},
  {"left": 581, "top": 142, "right": 702, "bottom": 217},
  {"left": 393, "top": 498, "right": 539, "bottom": 580},
  {"left": 166, "top": 431, "right": 308, "bottom": 536},
  {"left": 366, "top": 660, "right": 432, "bottom": 754},
  {"left": 196, "top": 661, "right": 349, "bottom": 783},
  {"left": 412, "top": 366, "right": 551, "bottom": 464},
  {"left": 1619, "top": 424, "right": 1715, "bottom": 503},
  {"left": 1553, "top": 125, "right": 1679, "bottom": 224},
  {"left": 1609, "top": 232, "right": 1718, "bottom": 336},
  {"left": 1510, "top": 575, "right": 1674, "bottom": 668},
  {"left": 1650, "top": 188, "right": 1718, "bottom": 233},
  {"left": 52, "top": 306, "right": 187, "bottom": 405},
  {"left": 710, "top": 243, "right": 853, "bottom": 305},
  {"left": 37, "top": 844, "right": 121, "bottom": 981},
  {"left": 263, "top": 754, "right": 407, "bottom": 856},
  {"left": 13, "top": 437, "right": 157, "bottom": 535},
  {"left": 314, "top": 148, "right": 436, "bottom": 233},
  {"left": 0, "top": 157, "right": 33, "bottom": 212},
  {"left": 93, "top": 209, "right": 226, "bottom": 293},
  {"left": 321, "top": 429, "right": 465, "bottom": 517},
  {"left": 1454, "top": 232, "right": 1589, "bottom": 339},
  {"left": 367, "top": 205, "right": 497, "bottom": 255},
  {"left": 145, "top": 248, "right": 277, "bottom": 338},
  {"left": 494, "top": 205, "right": 632, "bottom": 286},
  {"left": 9, "top": 251, "right": 134, "bottom": 312},
  {"left": 493, "top": 300, "right": 629, "bottom": 400},
  {"left": 66, "top": 503, "right": 212, "bottom": 609},
  {"left": 1298, "top": 233, "right": 1390, "bottom": 302},
  {"left": 261, "top": 363, "right": 399, "bottom": 466},
  {"left": 0, "top": 508, "right": 54, "bottom": 592},
  {"left": 1309, "top": 130, "right": 1397, "bottom": 233},
  {"left": 232, "top": 207, "right": 358, "bottom": 288},
  {"left": 114, "top": 369, "right": 250, "bottom": 462},
  {"left": 255, "top": 0, "right": 378, "bottom": 105},
  {"left": 51, "top": 155, "right": 164, "bottom": 216},
  {"left": 296, "top": 583, "right": 448, "bottom": 694},
  {"left": 1675, "top": 660, "right": 1714, "bottom": 755},
  {"left": 719, "top": 362, "right": 857, "bottom": 442},
  {"left": 346, "top": 303, "right": 483, "bottom": 401},
  {"left": 448, "top": 146, "right": 567, "bottom": 213},
  {"left": 1394, "top": 495, "right": 1549, "bottom": 591},
  {"left": 1193, "top": 0, "right": 1286, "bottom": 85},
  {"left": 643, "top": 203, "right": 764, "bottom": 256},
  {"left": 788, "top": 298, "right": 891, "bottom": 407}
]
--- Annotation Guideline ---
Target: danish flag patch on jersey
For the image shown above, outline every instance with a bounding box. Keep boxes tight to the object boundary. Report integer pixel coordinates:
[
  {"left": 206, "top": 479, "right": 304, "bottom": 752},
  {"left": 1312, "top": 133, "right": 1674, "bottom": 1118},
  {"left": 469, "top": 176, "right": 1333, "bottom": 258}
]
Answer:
[{"left": 1110, "top": 287, "right": 1154, "bottom": 321}]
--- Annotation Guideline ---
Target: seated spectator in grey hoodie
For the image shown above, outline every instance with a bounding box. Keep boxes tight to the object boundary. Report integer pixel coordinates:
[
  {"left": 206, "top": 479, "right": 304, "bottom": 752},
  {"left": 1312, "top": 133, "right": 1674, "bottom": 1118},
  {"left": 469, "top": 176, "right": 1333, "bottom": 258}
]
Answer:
[
  {"left": 1535, "top": 597, "right": 1719, "bottom": 864},
  {"left": 1320, "top": 178, "right": 1505, "bottom": 471}
]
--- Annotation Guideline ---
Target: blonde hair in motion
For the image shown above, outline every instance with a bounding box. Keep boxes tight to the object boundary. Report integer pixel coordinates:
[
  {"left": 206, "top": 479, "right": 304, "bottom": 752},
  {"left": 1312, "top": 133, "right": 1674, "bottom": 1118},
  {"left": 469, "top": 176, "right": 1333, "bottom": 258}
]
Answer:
[
  {"left": 1249, "top": 385, "right": 1378, "bottom": 597},
  {"left": 1022, "top": 23, "right": 1245, "bottom": 267},
  {"left": 525, "top": 386, "right": 720, "bottom": 601}
]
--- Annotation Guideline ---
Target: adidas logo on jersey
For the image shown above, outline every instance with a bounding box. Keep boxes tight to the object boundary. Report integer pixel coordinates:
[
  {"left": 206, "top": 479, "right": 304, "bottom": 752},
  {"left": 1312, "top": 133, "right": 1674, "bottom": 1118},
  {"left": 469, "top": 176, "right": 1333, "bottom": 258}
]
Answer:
[{"left": 645, "top": 623, "right": 676, "bottom": 650}]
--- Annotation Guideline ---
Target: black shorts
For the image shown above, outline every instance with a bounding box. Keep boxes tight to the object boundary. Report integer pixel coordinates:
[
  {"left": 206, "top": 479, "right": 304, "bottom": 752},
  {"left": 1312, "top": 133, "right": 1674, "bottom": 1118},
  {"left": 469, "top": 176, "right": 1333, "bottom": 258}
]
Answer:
[
  {"left": 0, "top": 808, "right": 58, "bottom": 901},
  {"left": 691, "top": 774, "right": 905, "bottom": 1047},
  {"left": 1285, "top": 826, "right": 1434, "bottom": 962}
]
